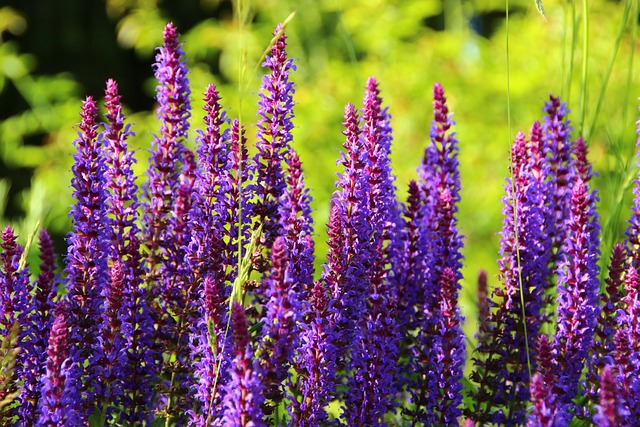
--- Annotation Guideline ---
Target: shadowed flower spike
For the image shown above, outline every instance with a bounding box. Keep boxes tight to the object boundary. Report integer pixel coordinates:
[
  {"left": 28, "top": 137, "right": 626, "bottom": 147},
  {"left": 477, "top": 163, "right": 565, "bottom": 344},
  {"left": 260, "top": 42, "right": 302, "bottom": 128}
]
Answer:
[
  {"left": 64, "top": 95, "right": 109, "bottom": 421},
  {"left": 102, "top": 77, "right": 157, "bottom": 425},
  {"left": 613, "top": 264, "right": 640, "bottom": 420},
  {"left": 16, "top": 229, "right": 58, "bottom": 425},
  {"left": 593, "top": 365, "right": 625, "bottom": 426},
  {"left": 592, "top": 243, "right": 626, "bottom": 377},
  {"left": 288, "top": 277, "right": 337, "bottom": 427},
  {"left": 222, "top": 302, "right": 266, "bottom": 427},
  {"left": 0, "top": 226, "right": 30, "bottom": 423},
  {"left": 37, "top": 302, "right": 72, "bottom": 426},
  {"left": 553, "top": 177, "right": 601, "bottom": 406},
  {"left": 94, "top": 260, "right": 128, "bottom": 421},
  {"left": 258, "top": 236, "right": 299, "bottom": 413},
  {"left": 253, "top": 23, "right": 296, "bottom": 266},
  {"left": 0, "top": 226, "right": 27, "bottom": 339}
]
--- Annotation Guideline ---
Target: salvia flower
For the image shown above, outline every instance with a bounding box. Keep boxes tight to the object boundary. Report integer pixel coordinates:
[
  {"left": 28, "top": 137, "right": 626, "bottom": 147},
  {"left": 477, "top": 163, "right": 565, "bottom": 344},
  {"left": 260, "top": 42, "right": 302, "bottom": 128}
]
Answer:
[
  {"left": 188, "top": 84, "right": 233, "bottom": 426},
  {"left": 37, "top": 303, "right": 73, "bottom": 426},
  {"left": 344, "top": 78, "right": 401, "bottom": 425},
  {"left": 222, "top": 302, "right": 266, "bottom": 427},
  {"left": 102, "top": 77, "right": 157, "bottom": 425},
  {"left": 553, "top": 178, "right": 601, "bottom": 406},
  {"left": 625, "top": 107, "right": 640, "bottom": 269},
  {"left": 288, "top": 278, "right": 337, "bottom": 427},
  {"left": 63, "top": 95, "right": 109, "bottom": 420},
  {"left": 592, "top": 365, "right": 626, "bottom": 426},
  {"left": 253, "top": 23, "right": 296, "bottom": 265},
  {"left": 143, "top": 21, "right": 191, "bottom": 278},
  {"left": 541, "top": 95, "right": 576, "bottom": 274},
  {"left": 258, "top": 236, "right": 300, "bottom": 413},
  {"left": 15, "top": 229, "right": 58, "bottom": 426},
  {"left": 1, "top": 226, "right": 30, "bottom": 423}
]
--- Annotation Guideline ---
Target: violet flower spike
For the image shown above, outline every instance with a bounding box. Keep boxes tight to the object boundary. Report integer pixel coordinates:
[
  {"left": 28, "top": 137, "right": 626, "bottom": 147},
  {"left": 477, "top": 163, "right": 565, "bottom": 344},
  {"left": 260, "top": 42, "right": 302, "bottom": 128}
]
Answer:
[
  {"left": 593, "top": 365, "right": 625, "bottom": 426},
  {"left": 1, "top": 227, "right": 30, "bottom": 423},
  {"left": 625, "top": 104, "right": 640, "bottom": 269},
  {"left": 222, "top": 302, "right": 266, "bottom": 427},
  {"left": 143, "top": 21, "right": 191, "bottom": 277},
  {"left": 328, "top": 103, "right": 372, "bottom": 350},
  {"left": 188, "top": 83, "right": 233, "bottom": 426},
  {"left": 253, "top": 23, "right": 296, "bottom": 264},
  {"left": 63, "top": 95, "right": 109, "bottom": 421},
  {"left": 15, "top": 229, "right": 58, "bottom": 426},
  {"left": 288, "top": 278, "right": 337, "bottom": 427},
  {"left": 553, "top": 177, "right": 601, "bottom": 406},
  {"left": 102, "top": 77, "right": 157, "bottom": 425},
  {"left": 37, "top": 302, "right": 73, "bottom": 426},
  {"left": 541, "top": 95, "right": 576, "bottom": 274},
  {"left": 258, "top": 236, "right": 299, "bottom": 414}
]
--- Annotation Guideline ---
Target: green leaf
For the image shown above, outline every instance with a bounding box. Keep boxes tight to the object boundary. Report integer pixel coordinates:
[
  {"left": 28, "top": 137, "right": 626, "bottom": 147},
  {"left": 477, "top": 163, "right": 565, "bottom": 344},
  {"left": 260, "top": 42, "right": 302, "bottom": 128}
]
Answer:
[{"left": 88, "top": 407, "right": 103, "bottom": 427}]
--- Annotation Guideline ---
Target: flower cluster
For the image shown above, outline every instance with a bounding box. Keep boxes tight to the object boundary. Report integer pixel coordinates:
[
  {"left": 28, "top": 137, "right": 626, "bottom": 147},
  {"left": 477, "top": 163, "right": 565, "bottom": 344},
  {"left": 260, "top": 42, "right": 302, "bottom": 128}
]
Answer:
[{"left": 1, "top": 20, "right": 640, "bottom": 427}]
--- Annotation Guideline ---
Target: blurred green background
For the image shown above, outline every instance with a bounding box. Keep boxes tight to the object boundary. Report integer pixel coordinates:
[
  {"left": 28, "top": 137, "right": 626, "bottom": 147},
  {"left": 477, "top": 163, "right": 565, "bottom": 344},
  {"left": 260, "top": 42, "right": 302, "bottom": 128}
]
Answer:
[{"left": 1, "top": 0, "right": 639, "bottom": 339}]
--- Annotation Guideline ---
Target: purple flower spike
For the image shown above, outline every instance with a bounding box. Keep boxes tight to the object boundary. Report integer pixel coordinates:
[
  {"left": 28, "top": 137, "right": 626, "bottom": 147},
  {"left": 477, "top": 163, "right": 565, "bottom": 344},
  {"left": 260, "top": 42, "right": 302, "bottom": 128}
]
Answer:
[
  {"left": 189, "top": 83, "right": 233, "bottom": 426},
  {"left": 553, "top": 178, "right": 601, "bottom": 406},
  {"left": 16, "top": 229, "right": 58, "bottom": 425},
  {"left": 94, "top": 261, "right": 128, "bottom": 421},
  {"left": 144, "top": 22, "right": 191, "bottom": 276},
  {"left": 542, "top": 95, "right": 576, "bottom": 274},
  {"left": 0, "top": 226, "right": 27, "bottom": 338},
  {"left": 288, "top": 278, "right": 337, "bottom": 427},
  {"left": 592, "top": 243, "right": 626, "bottom": 383},
  {"left": 253, "top": 23, "right": 296, "bottom": 266},
  {"left": 328, "top": 103, "right": 372, "bottom": 349},
  {"left": 434, "top": 266, "right": 466, "bottom": 424},
  {"left": 1, "top": 226, "right": 30, "bottom": 423},
  {"left": 64, "top": 95, "right": 109, "bottom": 421},
  {"left": 37, "top": 303, "right": 72, "bottom": 426},
  {"left": 613, "top": 264, "right": 640, "bottom": 422},
  {"left": 593, "top": 365, "right": 624, "bottom": 427},
  {"left": 222, "top": 302, "right": 266, "bottom": 427},
  {"left": 626, "top": 108, "right": 640, "bottom": 269},
  {"left": 103, "top": 78, "right": 157, "bottom": 425},
  {"left": 258, "top": 236, "right": 299, "bottom": 413}
]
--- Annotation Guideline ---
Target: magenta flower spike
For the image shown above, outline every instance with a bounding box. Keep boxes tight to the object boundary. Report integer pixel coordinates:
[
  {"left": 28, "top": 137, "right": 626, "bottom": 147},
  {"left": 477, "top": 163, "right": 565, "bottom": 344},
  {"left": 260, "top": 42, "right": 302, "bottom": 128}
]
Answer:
[{"left": 258, "top": 236, "right": 299, "bottom": 415}]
